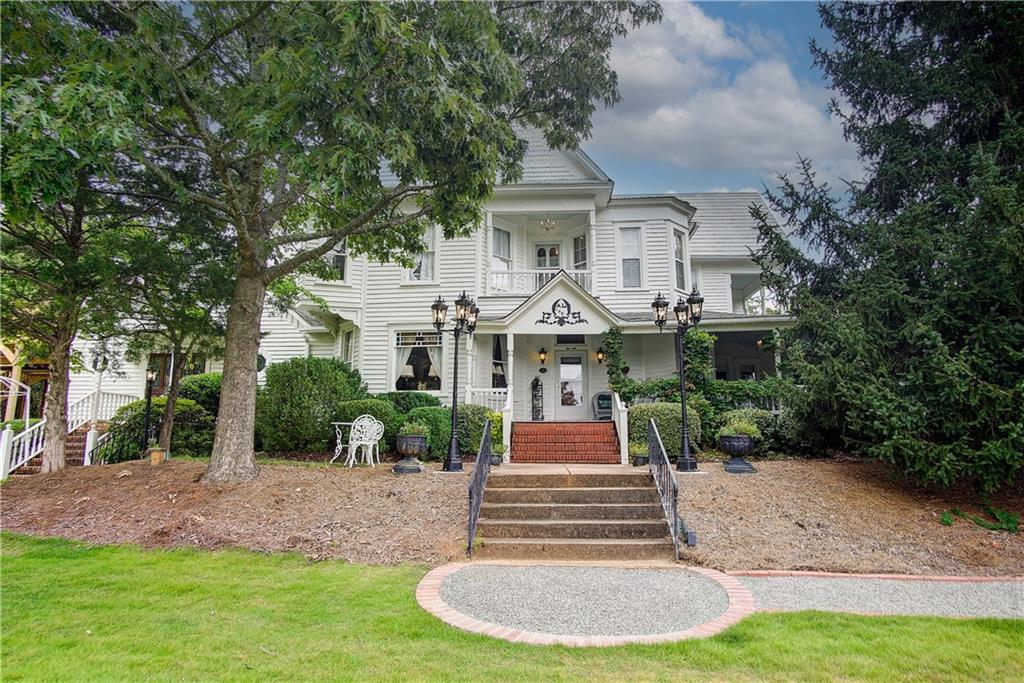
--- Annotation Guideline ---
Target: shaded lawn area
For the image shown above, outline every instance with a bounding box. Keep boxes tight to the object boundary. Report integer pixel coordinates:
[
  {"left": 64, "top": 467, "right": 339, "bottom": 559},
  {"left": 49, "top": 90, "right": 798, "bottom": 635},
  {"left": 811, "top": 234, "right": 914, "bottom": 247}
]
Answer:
[{"left": 2, "top": 534, "right": 1022, "bottom": 682}]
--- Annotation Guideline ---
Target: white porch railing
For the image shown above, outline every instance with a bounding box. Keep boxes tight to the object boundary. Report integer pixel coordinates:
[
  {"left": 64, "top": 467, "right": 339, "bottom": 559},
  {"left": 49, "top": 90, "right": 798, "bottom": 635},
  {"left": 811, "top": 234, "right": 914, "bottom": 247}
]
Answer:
[
  {"left": 612, "top": 391, "right": 629, "bottom": 465},
  {"left": 466, "top": 388, "right": 508, "bottom": 412},
  {"left": 1, "top": 390, "right": 138, "bottom": 477},
  {"left": 501, "top": 388, "right": 513, "bottom": 464},
  {"left": 489, "top": 269, "right": 592, "bottom": 295}
]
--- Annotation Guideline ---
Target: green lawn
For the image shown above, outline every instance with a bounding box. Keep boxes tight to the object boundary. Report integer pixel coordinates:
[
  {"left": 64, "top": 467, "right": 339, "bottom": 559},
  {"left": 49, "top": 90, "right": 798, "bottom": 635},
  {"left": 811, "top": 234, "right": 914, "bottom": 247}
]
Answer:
[{"left": 2, "top": 534, "right": 1021, "bottom": 682}]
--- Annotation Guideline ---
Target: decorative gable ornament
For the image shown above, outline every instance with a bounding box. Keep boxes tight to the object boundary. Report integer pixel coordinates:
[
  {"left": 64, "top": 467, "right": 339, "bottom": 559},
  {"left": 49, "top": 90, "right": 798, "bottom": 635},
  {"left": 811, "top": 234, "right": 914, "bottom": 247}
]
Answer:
[{"left": 535, "top": 298, "right": 588, "bottom": 327}]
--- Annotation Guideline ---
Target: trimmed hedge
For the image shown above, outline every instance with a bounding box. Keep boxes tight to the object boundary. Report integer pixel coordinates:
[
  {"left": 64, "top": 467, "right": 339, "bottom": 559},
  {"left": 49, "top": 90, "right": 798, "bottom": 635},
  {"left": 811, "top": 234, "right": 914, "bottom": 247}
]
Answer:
[
  {"left": 98, "top": 397, "right": 213, "bottom": 463},
  {"left": 406, "top": 406, "right": 451, "bottom": 460},
  {"left": 719, "top": 408, "right": 779, "bottom": 454},
  {"left": 628, "top": 401, "right": 702, "bottom": 460},
  {"left": 178, "top": 373, "right": 222, "bottom": 418},
  {"left": 374, "top": 391, "right": 441, "bottom": 414},
  {"left": 255, "top": 358, "right": 368, "bottom": 452},
  {"left": 0, "top": 418, "right": 42, "bottom": 432},
  {"left": 455, "top": 403, "right": 495, "bottom": 455},
  {"left": 336, "top": 399, "right": 403, "bottom": 453}
]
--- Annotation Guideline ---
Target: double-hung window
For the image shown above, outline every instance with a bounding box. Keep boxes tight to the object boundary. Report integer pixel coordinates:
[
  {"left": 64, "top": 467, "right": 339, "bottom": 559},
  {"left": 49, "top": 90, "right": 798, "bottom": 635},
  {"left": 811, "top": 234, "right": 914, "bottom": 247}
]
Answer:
[
  {"left": 674, "top": 230, "right": 686, "bottom": 291},
  {"left": 492, "top": 227, "right": 511, "bottom": 292},
  {"left": 394, "top": 331, "right": 442, "bottom": 391},
  {"left": 572, "top": 234, "right": 587, "bottom": 270},
  {"left": 619, "top": 227, "right": 642, "bottom": 288},
  {"left": 408, "top": 228, "right": 436, "bottom": 282},
  {"left": 339, "top": 329, "right": 354, "bottom": 365}
]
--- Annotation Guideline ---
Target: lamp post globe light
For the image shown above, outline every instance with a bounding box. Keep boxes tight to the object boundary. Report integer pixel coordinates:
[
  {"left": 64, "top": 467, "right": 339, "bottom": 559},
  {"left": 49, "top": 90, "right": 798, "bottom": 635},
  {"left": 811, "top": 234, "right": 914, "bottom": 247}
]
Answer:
[
  {"left": 432, "top": 291, "right": 478, "bottom": 472},
  {"left": 652, "top": 287, "right": 704, "bottom": 472},
  {"left": 141, "top": 366, "right": 158, "bottom": 452}
]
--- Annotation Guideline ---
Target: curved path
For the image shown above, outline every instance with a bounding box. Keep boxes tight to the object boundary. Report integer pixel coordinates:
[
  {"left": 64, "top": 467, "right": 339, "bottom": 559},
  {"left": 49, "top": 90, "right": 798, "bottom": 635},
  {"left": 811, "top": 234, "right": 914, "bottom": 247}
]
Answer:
[{"left": 417, "top": 562, "right": 1024, "bottom": 647}]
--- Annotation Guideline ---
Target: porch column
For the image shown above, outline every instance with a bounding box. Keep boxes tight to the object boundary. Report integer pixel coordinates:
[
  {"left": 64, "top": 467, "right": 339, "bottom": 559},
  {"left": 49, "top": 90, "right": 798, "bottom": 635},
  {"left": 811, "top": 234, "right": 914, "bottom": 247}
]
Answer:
[
  {"left": 464, "top": 332, "right": 475, "bottom": 404},
  {"left": 587, "top": 210, "right": 597, "bottom": 291},
  {"left": 502, "top": 333, "right": 514, "bottom": 462}
]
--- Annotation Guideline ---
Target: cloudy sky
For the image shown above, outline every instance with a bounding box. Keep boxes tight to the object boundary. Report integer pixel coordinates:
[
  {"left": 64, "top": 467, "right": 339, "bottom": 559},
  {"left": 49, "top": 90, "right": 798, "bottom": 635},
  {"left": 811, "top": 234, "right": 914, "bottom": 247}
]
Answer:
[{"left": 585, "top": 1, "right": 863, "bottom": 194}]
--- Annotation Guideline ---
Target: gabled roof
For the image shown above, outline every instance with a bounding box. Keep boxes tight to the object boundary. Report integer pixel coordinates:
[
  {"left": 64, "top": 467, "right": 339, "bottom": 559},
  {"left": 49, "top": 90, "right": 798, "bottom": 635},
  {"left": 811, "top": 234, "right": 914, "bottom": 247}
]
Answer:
[
  {"left": 675, "top": 192, "right": 776, "bottom": 258},
  {"left": 510, "top": 127, "right": 611, "bottom": 185}
]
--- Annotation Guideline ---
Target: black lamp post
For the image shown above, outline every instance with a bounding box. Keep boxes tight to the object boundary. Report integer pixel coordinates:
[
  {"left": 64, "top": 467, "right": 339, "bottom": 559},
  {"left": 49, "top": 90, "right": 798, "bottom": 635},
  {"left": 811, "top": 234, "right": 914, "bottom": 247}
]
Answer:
[
  {"left": 432, "top": 291, "right": 478, "bottom": 472},
  {"left": 652, "top": 287, "right": 704, "bottom": 472},
  {"left": 141, "top": 367, "right": 157, "bottom": 452}
]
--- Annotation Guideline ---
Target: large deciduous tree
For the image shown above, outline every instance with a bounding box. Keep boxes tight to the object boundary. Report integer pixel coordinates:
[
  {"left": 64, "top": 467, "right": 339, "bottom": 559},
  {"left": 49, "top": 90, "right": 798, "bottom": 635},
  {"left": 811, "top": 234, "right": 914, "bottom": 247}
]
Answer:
[
  {"left": 754, "top": 2, "right": 1024, "bottom": 492},
  {"left": 86, "top": 1, "right": 659, "bottom": 484}
]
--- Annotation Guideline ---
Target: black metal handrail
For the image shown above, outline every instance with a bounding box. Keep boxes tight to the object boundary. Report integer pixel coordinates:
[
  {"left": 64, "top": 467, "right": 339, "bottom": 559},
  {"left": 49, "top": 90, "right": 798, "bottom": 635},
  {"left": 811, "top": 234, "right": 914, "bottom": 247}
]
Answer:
[
  {"left": 89, "top": 420, "right": 157, "bottom": 465},
  {"left": 466, "top": 419, "right": 493, "bottom": 556},
  {"left": 647, "top": 418, "right": 696, "bottom": 558}
]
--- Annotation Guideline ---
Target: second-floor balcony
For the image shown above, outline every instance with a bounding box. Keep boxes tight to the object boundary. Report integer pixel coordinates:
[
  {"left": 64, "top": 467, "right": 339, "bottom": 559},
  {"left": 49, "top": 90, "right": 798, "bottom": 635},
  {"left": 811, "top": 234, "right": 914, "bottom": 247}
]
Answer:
[{"left": 488, "top": 269, "right": 592, "bottom": 296}]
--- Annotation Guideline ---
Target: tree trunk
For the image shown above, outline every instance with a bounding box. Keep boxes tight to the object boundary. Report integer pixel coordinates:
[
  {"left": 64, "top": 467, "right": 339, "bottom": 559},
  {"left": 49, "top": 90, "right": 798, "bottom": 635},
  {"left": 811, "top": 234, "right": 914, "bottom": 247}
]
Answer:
[
  {"left": 40, "top": 316, "right": 77, "bottom": 474},
  {"left": 158, "top": 345, "right": 187, "bottom": 454},
  {"left": 201, "top": 270, "right": 265, "bottom": 484}
]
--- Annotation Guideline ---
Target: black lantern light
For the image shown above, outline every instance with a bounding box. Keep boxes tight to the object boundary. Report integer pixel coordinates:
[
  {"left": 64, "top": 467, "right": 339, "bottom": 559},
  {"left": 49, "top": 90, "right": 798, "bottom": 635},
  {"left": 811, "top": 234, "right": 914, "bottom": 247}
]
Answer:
[
  {"left": 538, "top": 347, "right": 548, "bottom": 365},
  {"left": 142, "top": 366, "right": 158, "bottom": 452},
  {"left": 652, "top": 285, "right": 704, "bottom": 473},
  {"left": 429, "top": 291, "right": 480, "bottom": 473},
  {"left": 596, "top": 347, "right": 606, "bottom": 364}
]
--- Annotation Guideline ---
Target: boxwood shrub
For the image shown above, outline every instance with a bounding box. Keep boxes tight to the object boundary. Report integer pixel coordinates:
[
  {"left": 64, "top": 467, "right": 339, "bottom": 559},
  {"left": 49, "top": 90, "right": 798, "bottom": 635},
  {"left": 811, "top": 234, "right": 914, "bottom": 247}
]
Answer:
[
  {"left": 255, "top": 358, "right": 368, "bottom": 452},
  {"left": 374, "top": 391, "right": 441, "bottom": 414},
  {"left": 178, "top": 372, "right": 222, "bottom": 418},
  {"left": 406, "top": 406, "right": 451, "bottom": 460},
  {"left": 627, "top": 401, "right": 702, "bottom": 460},
  {"left": 98, "top": 397, "right": 213, "bottom": 463},
  {"left": 456, "top": 403, "right": 497, "bottom": 455},
  {"left": 336, "top": 399, "right": 403, "bottom": 453}
]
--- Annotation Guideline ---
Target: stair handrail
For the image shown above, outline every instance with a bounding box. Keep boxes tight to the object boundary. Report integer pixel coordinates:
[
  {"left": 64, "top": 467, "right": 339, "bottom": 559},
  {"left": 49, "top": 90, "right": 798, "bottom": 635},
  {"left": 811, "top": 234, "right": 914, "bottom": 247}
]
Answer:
[
  {"left": 466, "top": 418, "right": 493, "bottom": 557},
  {"left": 647, "top": 418, "right": 697, "bottom": 559}
]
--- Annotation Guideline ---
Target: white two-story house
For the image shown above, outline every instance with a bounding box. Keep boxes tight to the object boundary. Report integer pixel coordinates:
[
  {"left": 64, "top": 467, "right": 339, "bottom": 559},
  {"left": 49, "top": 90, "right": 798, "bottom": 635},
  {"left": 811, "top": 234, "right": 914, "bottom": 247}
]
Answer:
[{"left": 64, "top": 129, "right": 789, "bottom": 459}]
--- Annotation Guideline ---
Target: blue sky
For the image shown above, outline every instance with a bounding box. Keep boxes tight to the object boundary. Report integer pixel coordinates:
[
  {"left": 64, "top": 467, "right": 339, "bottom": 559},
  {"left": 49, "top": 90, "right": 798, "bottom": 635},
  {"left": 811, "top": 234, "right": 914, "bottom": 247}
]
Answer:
[{"left": 585, "top": 1, "right": 860, "bottom": 195}]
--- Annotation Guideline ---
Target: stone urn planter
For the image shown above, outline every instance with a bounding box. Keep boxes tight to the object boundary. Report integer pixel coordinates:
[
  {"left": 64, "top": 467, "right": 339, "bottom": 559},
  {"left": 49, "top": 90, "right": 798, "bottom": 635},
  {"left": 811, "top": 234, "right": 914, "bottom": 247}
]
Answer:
[
  {"left": 719, "top": 435, "right": 756, "bottom": 474},
  {"left": 393, "top": 434, "right": 426, "bottom": 474}
]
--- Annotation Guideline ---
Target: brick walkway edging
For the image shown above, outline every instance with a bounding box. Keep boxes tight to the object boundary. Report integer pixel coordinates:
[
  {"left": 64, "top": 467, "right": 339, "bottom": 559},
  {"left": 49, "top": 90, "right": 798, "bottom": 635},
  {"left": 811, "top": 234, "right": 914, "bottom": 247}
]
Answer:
[
  {"left": 729, "top": 569, "right": 1024, "bottom": 583},
  {"left": 415, "top": 561, "right": 755, "bottom": 647}
]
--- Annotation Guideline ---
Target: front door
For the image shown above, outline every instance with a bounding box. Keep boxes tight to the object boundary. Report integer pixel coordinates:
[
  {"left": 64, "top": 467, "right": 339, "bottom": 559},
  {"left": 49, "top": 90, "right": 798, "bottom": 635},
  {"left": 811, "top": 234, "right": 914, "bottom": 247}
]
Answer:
[{"left": 555, "top": 352, "right": 588, "bottom": 420}]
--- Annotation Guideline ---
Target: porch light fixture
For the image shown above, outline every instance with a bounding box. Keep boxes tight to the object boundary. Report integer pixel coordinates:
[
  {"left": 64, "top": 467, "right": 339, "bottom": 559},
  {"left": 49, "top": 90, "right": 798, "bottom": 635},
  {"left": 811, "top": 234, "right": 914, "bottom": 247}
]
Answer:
[
  {"left": 651, "top": 286, "right": 704, "bottom": 473},
  {"left": 538, "top": 347, "right": 548, "bottom": 365},
  {"left": 596, "top": 347, "right": 606, "bottom": 364},
  {"left": 540, "top": 213, "right": 557, "bottom": 231},
  {"left": 142, "top": 367, "right": 158, "bottom": 452},
  {"left": 430, "top": 291, "right": 480, "bottom": 472}
]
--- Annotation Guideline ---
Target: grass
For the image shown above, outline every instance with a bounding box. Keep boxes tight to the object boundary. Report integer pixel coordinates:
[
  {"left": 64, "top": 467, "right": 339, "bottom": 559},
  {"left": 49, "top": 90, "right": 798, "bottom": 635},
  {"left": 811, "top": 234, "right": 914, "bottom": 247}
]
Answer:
[{"left": 2, "top": 534, "right": 1022, "bottom": 682}]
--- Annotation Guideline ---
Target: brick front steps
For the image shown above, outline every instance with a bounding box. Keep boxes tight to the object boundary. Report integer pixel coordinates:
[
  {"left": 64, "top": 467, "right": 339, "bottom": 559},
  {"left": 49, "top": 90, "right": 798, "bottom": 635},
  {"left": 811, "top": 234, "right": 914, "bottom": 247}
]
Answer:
[
  {"left": 475, "top": 467, "right": 675, "bottom": 560},
  {"left": 511, "top": 422, "right": 621, "bottom": 464},
  {"left": 13, "top": 423, "right": 107, "bottom": 475}
]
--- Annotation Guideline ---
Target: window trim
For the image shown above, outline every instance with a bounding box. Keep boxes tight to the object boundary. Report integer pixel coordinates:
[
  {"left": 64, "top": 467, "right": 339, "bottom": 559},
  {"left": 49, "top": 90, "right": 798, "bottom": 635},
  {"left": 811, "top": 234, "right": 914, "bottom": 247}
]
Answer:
[
  {"left": 533, "top": 241, "right": 562, "bottom": 270},
  {"left": 325, "top": 238, "right": 350, "bottom": 285},
  {"left": 572, "top": 233, "right": 588, "bottom": 271},
  {"left": 403, "top": 226, "right": 439, "bottom": 285},
  {"left": 391, "top": 329, "right": 444, "bottom": 394},
  {"left": 673, "top": 229, "right": 687, "bottom": 292}
]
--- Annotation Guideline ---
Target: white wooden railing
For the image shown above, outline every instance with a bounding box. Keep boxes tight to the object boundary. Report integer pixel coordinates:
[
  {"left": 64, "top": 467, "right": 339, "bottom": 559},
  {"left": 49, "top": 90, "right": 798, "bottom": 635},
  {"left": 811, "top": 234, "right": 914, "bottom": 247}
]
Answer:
[
  {"left": 466, "top": 388, "right": 508, "bottom": 412},
  {"left": 501, "top": 388, "right": 513, "bottom": 463},
  {"left": 1, "top": 390, "right": 138, "bottom": 477},
  {"left": 489, "top": 269, "right": 592, "bottom": 295},
  {"left": 612, "top": 391, "right": 629, "bottom": 465}
]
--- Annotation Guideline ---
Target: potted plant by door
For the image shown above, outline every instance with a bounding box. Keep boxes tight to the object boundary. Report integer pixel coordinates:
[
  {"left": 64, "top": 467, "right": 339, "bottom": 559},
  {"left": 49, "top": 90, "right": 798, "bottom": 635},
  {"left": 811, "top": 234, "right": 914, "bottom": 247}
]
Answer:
[
  {"left": 490, "top": 443, "right": 506, "bottom": 466},
  {"left": 718, "top": 419, "right": 760, "bottom": 474},
  {"left": 393, "top": 422, "right": 429, "bottom": 474}
]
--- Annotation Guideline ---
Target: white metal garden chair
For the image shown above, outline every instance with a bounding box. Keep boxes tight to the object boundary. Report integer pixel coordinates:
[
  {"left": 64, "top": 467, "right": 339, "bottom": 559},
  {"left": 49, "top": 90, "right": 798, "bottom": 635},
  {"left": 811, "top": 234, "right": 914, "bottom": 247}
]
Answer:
[{"left": 331, "top": 415, "right": 384, "bottom": 467}]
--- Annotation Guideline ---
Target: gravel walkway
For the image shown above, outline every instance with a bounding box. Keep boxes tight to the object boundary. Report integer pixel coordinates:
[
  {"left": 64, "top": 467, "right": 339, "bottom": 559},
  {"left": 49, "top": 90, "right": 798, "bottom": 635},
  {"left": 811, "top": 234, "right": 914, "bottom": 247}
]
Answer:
[
  {"left": 739, "top": 576, "right": 1024, "bottom": 619},
  {"left": 439, "top": 565, "right": 729, "bottom": 636}
]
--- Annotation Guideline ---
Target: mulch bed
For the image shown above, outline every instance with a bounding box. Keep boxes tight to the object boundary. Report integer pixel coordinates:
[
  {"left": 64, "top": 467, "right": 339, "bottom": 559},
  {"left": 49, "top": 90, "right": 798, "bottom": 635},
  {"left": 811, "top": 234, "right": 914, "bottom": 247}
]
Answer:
[
  {"left": 2, "top": 458, "right": 1021, "bottom": 574},
  {"left": 1, "top": 460, "right": 468, "bottom": 565},
  {"left": 678, "top": 459, "right": 1024, "bottom": 577}
]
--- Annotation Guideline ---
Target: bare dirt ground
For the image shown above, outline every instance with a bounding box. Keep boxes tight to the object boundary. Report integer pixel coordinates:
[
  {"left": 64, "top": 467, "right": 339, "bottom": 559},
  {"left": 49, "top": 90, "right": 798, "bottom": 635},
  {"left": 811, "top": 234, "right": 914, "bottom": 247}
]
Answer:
[
  {"left": 2, "top": 458, "right": 1021, "bottom": 574},
  {"left": 678, "top": 459, "right": 1024, "bottom": 577},
  {"left": 0, "top": 460, "right": 468, "bottom": 565}
]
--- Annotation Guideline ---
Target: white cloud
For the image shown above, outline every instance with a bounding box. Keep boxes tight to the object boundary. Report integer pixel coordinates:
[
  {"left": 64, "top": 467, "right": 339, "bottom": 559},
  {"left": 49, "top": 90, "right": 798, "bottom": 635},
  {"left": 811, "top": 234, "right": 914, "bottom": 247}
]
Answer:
[{"left": 591, "top": 1, "right": 864, "bottom": 188}]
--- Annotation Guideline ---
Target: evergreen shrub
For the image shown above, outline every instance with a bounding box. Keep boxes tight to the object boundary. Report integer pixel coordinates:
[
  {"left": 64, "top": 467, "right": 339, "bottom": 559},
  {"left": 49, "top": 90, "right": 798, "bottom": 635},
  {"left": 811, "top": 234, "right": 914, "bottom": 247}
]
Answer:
[
  {"left": 406, "top": 406, "right": 451, "bottom": 460},
  {"left": 98, "top": 397, "right": 213, "bottom": 463},
  {"left": 374, "top": 391, "right": 441, "bottom": 414},
  {"left": 628, "top": 401, "right": 702, "bottom": 459},
  {"left": 336, "top": 399, "right": 403, "bottom": 453},
  {"left": 178, "top": 373, "right": 222, "bottom": 418}
]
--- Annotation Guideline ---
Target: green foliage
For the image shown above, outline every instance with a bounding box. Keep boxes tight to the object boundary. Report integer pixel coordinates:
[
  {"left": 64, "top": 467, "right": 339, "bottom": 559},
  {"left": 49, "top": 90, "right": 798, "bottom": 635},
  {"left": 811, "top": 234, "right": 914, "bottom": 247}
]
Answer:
[
  {"left": 255, "top": 358, "right": 368, "bottom": 452},
  {"left": 335, "top": 400, "right": 403, "bottom": 453},
  {"left": 487, "top": 410, "right": 503, "bottom": 448},
  {"left": 0, "top": 419, "right": 42, "bottom": 433},
  {"left": 753, "top": 3, "right": 1024, "bottom": 492},
  {"left": 942, "top": 506, "right": 1019, "bottom": 534},
  {"left": 720, "top": 408, "right": 779, "bottom": 452},
  {"left": 718, "top": 419, "right": 762, "bottom": 440},
  {"left": 406, "top": 407, "right": 451, "bottom": 461},
  {"left": 628, "top": 441, "right": 647, "bottom": 458},
  {"left": 374, "top": 392, "right": 441, "bottom": 414},
  {"left": 99, "top": 398, "right": 213, "bottom": 463},
  {"left": 178, "top": 373, "right": 222, "bottom": 419},
  {"left": 628, "top": 402, "right": 702, "bottom": 460},
  {"left": 455, "top": 404, "right": 494, "bottom": 455},
  {"left": 398, "top": 422, "right": 430, "bottom": 438},
  {"left": 603, "top": 327, "right": 717, "bottom": 402}
]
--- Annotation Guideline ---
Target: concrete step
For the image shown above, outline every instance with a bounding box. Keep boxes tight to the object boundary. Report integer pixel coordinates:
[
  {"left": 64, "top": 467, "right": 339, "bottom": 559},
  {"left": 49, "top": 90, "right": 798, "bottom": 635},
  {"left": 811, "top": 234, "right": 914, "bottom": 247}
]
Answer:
[
  {"left": 474, "top": 537, "right": 675, "bottom": 561},
  {"left": 481, "top": 502, "right": 664, "bottom": 520},
  {"left": 477, "top": 518, "right": 669, "bottom": 539},
  {"left": 488, "top": 473, "right": 653, "bottom": 488},
  {"left": 484, "top": 486, "right": 661, "bottom": 504}
]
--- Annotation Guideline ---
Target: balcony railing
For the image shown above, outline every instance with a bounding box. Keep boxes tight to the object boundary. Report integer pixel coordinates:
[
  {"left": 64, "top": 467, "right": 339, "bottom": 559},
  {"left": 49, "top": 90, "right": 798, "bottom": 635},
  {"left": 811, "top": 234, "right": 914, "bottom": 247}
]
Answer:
[{"left": 488, "top": 269, "right": 591, "bottom": 295}]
